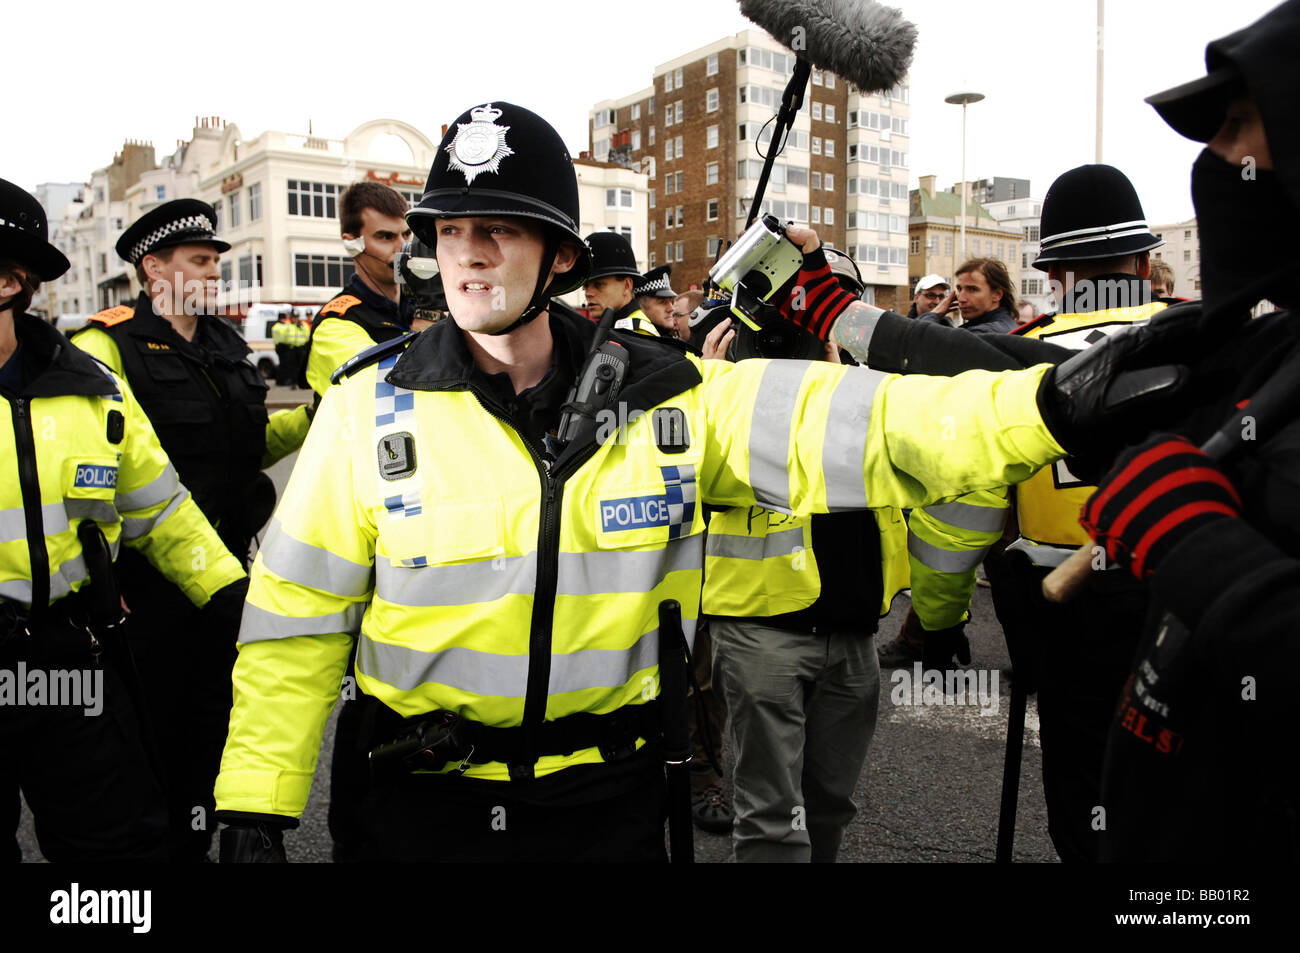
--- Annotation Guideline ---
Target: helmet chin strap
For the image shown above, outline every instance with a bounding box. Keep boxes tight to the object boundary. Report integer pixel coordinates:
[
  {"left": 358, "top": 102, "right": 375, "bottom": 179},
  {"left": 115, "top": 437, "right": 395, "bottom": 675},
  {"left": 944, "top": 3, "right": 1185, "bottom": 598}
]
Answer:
[{"left": 489, "top": 233, "right": 561, "bottom": 336}]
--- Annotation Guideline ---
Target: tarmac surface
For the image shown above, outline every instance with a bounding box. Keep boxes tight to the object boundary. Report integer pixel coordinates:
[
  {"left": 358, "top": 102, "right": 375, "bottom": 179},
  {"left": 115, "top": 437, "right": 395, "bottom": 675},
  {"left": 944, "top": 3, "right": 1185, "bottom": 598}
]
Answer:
[{"left": 17, "top": 384, "right": 1057, "bottom": 863}]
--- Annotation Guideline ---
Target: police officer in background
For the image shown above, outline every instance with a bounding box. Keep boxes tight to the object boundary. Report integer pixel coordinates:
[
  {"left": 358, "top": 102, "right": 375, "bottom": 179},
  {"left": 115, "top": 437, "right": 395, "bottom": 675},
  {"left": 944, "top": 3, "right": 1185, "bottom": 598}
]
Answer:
[
  {"left": 71, "top": 199, "right": 309, "bottom": 861},
  {"left": 582, "top": 231, "right": 659, "bottom": 335},
  {"left": 634, "top": 265, "right": 680, "bottom": 337},
  {"left": 0, "top": 178, "right": 247, "bottom": 861},
  {"left": 301, "top": 181, "right": 413, "bottom": 398},
  {"left": 271, "top": 310, "right": 296, "bottom": 386},
  {"left": 212, "top": 101, "right": 1175, "bottom": 863}
]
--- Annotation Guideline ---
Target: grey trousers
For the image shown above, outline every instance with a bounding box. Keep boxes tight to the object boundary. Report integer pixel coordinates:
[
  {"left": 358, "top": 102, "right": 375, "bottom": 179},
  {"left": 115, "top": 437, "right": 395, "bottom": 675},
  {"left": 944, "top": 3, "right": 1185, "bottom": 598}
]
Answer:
[{"left": 711, "top": 619, "right": 879, "bottom": 863}]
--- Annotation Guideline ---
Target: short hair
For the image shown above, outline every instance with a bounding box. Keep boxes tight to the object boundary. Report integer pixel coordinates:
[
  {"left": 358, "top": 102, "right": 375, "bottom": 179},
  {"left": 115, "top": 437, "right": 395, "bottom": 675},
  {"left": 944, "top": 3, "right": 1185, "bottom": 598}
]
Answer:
[
  {"left": 1149, "top": 259, "right": 1175, "bottom": 293},
  {"left": 0, "top": 258, "right": 39, "bottom": 315},
  {"left": 955, "top": 257, "right": 1015, "bottom": 311},
  {"left": 134, "top": 246, "right": 175, "bottom": 287},
  {"left": 339, "top": 181, "right": 409, "bottom": 237}
]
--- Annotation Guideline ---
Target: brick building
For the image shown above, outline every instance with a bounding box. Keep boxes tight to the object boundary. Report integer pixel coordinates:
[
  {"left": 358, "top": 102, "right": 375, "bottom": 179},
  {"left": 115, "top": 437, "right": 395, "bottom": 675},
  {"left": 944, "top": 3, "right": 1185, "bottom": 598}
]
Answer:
[{"left": 590, "top": 29, "right": 911, "bottom": 308}]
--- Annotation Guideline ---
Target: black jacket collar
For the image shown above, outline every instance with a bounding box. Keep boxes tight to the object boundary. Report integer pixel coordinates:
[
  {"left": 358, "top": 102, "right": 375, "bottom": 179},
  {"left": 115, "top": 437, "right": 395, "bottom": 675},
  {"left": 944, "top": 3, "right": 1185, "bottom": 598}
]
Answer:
[
  {"left": 123, "top": 292, "right": 249, "bottom": 361},
  {"left": 9, "top": 312, "right": 118, "bottom": 399},
  {"left": 1057, "top": 274, "right": 1151, "bottom": 316},
  {"left": 347, "top": 274, "right": 412, "bottom": 329}
]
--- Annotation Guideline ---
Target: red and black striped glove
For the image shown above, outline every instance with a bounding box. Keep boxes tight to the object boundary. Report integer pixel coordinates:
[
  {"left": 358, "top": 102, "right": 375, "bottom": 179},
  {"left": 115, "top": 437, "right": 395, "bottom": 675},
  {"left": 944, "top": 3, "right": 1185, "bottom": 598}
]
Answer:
[
  {"left": 778, "top": 247, "right": 859, "bottom": 341},
  {"left": 1080, "top": 434, "right": 1242, "bottom": 581}
]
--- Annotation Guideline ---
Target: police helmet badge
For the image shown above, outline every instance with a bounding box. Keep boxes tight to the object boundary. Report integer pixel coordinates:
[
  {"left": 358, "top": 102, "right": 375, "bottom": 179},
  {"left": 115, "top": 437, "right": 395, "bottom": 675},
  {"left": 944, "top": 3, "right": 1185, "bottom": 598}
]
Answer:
[{"left": 446, "top": 104, "right": 514, "bottom": 185}]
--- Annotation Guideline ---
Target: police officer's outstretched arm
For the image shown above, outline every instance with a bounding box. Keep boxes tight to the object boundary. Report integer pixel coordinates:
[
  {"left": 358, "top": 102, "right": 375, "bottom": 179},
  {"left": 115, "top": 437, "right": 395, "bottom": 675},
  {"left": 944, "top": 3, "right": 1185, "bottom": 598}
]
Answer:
[{"left": 215, "top": 385, "right": 374, "bottom": 857}]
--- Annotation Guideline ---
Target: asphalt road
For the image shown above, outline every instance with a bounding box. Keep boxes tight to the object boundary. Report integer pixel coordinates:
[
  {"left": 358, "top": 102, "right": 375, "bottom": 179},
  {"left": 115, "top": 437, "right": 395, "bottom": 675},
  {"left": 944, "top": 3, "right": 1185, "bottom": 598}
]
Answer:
[{"left": 17, "top": 389, "right": 1056, "bottom": 863}]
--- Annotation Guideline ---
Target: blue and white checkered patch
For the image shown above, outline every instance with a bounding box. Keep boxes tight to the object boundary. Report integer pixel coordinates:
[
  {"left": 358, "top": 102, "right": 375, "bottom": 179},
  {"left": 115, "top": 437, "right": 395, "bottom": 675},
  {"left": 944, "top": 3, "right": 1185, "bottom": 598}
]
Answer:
[
  {"left": 374, "top": 353, "right": 416, "bottom": 427},
  {"left": 660, "top": 464, "right": 696, "bottom": 540},
  {"left": 383, "top": 490, "right": 422, "bottom": 520}
]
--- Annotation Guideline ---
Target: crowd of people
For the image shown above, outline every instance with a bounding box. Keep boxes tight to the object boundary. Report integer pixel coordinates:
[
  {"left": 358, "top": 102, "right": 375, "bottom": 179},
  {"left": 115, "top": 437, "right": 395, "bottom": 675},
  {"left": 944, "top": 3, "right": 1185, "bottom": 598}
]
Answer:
[{"left": 1, "top": 0, "right": 1297, "bottom": 865}]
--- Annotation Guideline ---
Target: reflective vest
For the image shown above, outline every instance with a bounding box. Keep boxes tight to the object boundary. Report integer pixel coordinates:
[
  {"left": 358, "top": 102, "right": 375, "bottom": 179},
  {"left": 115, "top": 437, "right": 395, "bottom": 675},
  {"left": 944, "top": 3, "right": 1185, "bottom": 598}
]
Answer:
[
  {"left": 1014, "top": 297, "right": 1168, "bottom": 549},
  {"left": 1, "top": 312, "right": 244, "bottom": 612},
  {"left": 906, "top": 486, "right": 1010, "bottom": 629},
  {"left": 304, "top": 290, "right": 409, "bottom": 395},
  {"left": 702, "top": 506, "right": 908, "bottom": 619},
  {"left": 216, "top": 315, "right": 1065, "bottom": 818},
  {"left": 271, "top": 320, "right": 295, "bottom": 346}
]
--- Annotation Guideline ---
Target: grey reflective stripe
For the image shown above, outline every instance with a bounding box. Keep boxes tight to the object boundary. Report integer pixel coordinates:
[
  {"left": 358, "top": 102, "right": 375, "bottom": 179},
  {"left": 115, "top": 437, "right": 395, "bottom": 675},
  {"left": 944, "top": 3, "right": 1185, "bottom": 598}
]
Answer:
[
  {"left": 120, "top": 485, "right": 191, "bottom": 541},
  {"left": 239, "top": 600, "right": 366, "bottom": 643},
  {"left": 359, "top": 634, "right": 529, "bottom": 697},
  {"left": 1004, "top": 537, "right": 1078, "bottom": 569},
  {"left": 0, "top": 554, "right": 92, "bottom": 605},
  {"left": 375, "top": 552, "right": 537, "bottom": 607},
  {"left": 747, "top": 361, "right": 806, "bottom": 512},
  {"left": 822, "top": 368, "right": 885, "bottom": 510},
  {"left": 115, "top": 463, "right": 178, "bottom": 512},
  {"left": 259, "top": 518, "right": 374, "bottom": 599},
  {"left": 705, "top": 526, "right": 804, "bottom": 561},
  {"left": 64, "top": 499, "right": 120, "bottom": 525},
  {"left": 923, "top": 500, "right": 1009, "bottom": 534},
  {"left": 0, "top": 502, "right": 67, "bottom": 544},
  {"left": 908, "top": 533, "right": 988, "bottom": 573},
  {"left": 557, "top": 536, "right": 702, "bottom": 596}
]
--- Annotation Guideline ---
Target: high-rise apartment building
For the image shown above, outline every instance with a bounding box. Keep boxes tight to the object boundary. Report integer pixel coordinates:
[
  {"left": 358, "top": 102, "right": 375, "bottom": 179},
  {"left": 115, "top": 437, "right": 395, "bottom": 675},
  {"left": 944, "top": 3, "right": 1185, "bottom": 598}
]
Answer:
[{"left": 590, "top": 30, "right": 911, "bottom": 308}]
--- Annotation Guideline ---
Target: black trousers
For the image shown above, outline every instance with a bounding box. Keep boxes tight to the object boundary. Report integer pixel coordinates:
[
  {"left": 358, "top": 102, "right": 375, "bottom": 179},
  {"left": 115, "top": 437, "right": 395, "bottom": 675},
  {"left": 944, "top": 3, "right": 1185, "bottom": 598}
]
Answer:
[
  {"left": 984, "top": 548, "right": 1148, "bottom": 863},
  {"left": 359, "top": 754, "right": 669, "bottom": 862},
  {"left": 1, "top": 629, "right": 168, "bottom": 862},
  {"left": 274, "top": 343, "right": 292, "bottom": 385},
  {"left": 119, "top": 552, "right": 237, "bottom": 862}
]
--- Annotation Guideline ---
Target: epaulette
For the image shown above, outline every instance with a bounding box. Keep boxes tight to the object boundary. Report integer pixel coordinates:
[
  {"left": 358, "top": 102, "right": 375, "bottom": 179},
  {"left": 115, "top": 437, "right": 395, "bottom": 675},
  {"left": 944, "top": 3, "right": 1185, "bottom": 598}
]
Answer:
[
  {"left": 320, "top": 294, "right": 363, "bottom": 316},
  {"left": 87, "top": 305, "right": 135, "bottom": 328},
  {"left": 330, "top": 332, "right": 417, "bottom": 385}
]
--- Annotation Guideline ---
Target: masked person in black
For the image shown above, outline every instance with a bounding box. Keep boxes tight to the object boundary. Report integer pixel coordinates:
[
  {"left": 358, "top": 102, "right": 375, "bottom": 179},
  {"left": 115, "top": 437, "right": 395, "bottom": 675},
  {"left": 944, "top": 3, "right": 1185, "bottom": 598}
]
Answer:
[{"left": 1080, "top": 0, "right": 1300, "bottom": 861}]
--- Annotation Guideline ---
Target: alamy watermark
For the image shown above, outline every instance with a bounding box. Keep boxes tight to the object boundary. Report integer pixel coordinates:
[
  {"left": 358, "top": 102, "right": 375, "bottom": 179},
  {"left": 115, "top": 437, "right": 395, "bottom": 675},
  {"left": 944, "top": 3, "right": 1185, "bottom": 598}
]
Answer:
[
  {"left": 0, "top": 664, "right": 103, "bottom": 716},
  {"left": 889, "top": 663, "right": 1000, "bottom": 716}
]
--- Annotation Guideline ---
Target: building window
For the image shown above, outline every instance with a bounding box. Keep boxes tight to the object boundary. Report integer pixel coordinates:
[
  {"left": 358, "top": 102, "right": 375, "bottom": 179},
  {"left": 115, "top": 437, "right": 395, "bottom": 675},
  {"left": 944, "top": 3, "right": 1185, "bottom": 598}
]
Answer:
[
  {"left": 910, "top": 236, "right": 920, "bottom": 254},
  {"left": 675, "top": 135, "right": 683, "bottom": 158},
  {"left": 649, "top": 96, "right": 655, "bottom": 115},
  {"left": 287, "top": 180, "right": 341, "bottom": 218},
  {"left": 220, "top": 261, "right": 232, "bottom": 284},
  {"left": 620, "top": 225, "right": 632, "bottom": 245},
  {"left": 665, "top": 175, "right": 674, "bottom": 196},
  {"left": 674, "top": 67, "right": 683, "bottom": 87},
  {"left": 665, "top": 141, "right": 674, "bottom": 162},
  {"left": 155, "top": 185, "right": 166, "bottom": 201},
  {"left": 631, "top": 131, "right": 641, "bottom": 150},
  {"left": 664, "top": 71, "right": 673, "bottom": 93},
  {"left": 706, "top": 199, "right": 718, "bottom": 221},
  {"left": 707, "top": 125, "right": 718, "bottom": 149},
  {"left": 812, "top": 102, "right": 822, "bottom": 120},
  {"left": 811, "top": 172, "right": 821, "bottom": 190},
  {"left": 825, "top": 105, "right": 835, "bottom": 123},
  {"left": 707, "top": 53, "right": 718, "bottom": 76},
  {"left": 228, "top": 192, "right": 241, "bottom": 228},
  {"left": 825, "top": 73, "right": 835, "bottom": 89},
  {"left": 631, "top": 103, "right": 641, "bottom": 120},
  {"left": 674, "top": 171, "right": 683, "bottom": 192},
  {"left": 665, "top": 244, "right": 674, "bottom": 263},
  {"left": 606, "top": 188, "right": 633, "bottom": 209},
  {"left": 650, "top": 221, "right": 656, "bottom": 240},
  {"left": 811, "top": 207, "right": 821, "bottom": 224},
  {"left": 707, "top": 88, "right": 719, "bottom": 113},
  {"left": 812, "top": 70, "right": 823, "bottom": 86},
  {"left": 676, "top": 241, "right": 684, "bottom": 260},
  {"left": 706, "top": 162, "right": 719, "bottom": 186},
  {"left": 823, "top": 139, "right": 835, "bottom": 157},
  {"left": 944, "top": 236, "right": 953, "bottom": 255},
  {"left": 1183, "top": 248, "right": 1191, "bottom": 262},
  {"left": 649, "top": 252, "right": 656, "bottom": 268},
  {"left": 1024, "top": 224, "right": 1039, "bottom": 241},
  {"left": 666, "top": 209, "right": 673, "bottom": 229},
  {"left": 649, "top": 188, "right": 655, "bottom": 209},
  {"left": 213, "top": 199, "right": 222, "bottom": 231},
  {"left": 248, "top": 182, "right": 262, "bottom": 221},
  {"left": 675, "top": 206, "right": 684, "bottom": 227},
  {"left": 1184, "top": 229, "right": 1192, "bottom": 240},
  {"left": 812, "top": 137, "right": 822, "bottom": 155},
  {"left": 294, "top": 253, "right": 356, "bottom": 288},
  {"left": 675, "top": 101, "right": 684, "bottom": 124},
  {"left": 707, "top": 236, "right": 721, "bottom": 258},
  {"left": 649, "top": 126, "right": 656, "bottom": 146},
  {"left": 823, "top": 208, "right": 834, "bottom": 225},
  {"left": 824, "top": 172, "right": 834, "bottom": 191}
]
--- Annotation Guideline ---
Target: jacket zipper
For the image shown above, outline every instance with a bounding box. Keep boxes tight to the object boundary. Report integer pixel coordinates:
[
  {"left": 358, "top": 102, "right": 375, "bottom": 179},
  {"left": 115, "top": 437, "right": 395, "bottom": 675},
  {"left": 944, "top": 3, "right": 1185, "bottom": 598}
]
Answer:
[
  {"left": 469, "top": 390, "right": 599, "bottom": 776},
  {"left": 10, "top": 397, "right": 51, "bottom": 618}
]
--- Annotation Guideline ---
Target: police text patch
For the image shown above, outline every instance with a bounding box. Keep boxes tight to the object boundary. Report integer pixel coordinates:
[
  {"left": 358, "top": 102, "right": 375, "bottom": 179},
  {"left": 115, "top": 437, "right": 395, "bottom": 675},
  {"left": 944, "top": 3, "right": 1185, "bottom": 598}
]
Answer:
[
  {"left": 600, "top": 494, "right": 671, "bottom": 533},
  {"left": 74, "top": 464, "right": 118, "bottom": 490}
]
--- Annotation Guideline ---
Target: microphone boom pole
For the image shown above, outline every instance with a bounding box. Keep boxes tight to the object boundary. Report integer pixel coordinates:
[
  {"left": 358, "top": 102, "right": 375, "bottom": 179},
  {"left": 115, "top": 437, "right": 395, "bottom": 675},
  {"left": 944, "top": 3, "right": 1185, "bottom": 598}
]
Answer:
[{"left": 746, "top": 57, "right": 812, "bottom": 228}]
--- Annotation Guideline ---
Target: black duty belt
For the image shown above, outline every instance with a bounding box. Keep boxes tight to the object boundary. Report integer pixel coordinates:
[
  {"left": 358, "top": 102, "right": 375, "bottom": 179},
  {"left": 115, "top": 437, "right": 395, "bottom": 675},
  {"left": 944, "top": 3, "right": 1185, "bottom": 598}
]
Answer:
[
  {"left": 370, "top": 700, "right": 662, "bottom": 775},
  {"left": 0, "top": 593, "right": 100, "bottom": 662}
]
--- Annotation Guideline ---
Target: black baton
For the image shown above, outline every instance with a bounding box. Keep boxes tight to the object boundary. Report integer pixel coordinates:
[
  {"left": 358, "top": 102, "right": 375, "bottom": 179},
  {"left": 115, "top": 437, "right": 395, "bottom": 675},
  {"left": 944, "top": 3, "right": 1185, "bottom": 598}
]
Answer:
[{"left": 657, "top": 599, "right": 694, "bottom": 864}]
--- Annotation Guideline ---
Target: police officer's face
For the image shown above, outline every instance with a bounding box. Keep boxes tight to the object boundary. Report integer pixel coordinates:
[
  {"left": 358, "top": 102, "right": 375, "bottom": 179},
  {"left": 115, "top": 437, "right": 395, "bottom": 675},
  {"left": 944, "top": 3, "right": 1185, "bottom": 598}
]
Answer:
[
  {"left": 353, "top": 208, "right": 413, "bottom": 270},
  {"left": 955, "top": 270, "right": 1000, "bottom": 320},
  {"left": 147, "top": 244, "right": 222, "bottom": 313},
  {"left": 639, "top": 295, "right": 676, "bottom": 332},
  {"left": 437, "top": 216, "right": 570, "bottom": 333},
  {"left": 583, "top": 276, "right": 633, "bottom": 314}
]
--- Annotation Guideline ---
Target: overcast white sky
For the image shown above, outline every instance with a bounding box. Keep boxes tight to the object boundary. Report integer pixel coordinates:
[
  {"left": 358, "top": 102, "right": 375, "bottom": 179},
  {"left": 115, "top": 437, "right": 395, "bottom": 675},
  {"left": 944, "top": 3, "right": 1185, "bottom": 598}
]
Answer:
[{"left": 10, "top": 0, "right": 1281, "bottom": 225}]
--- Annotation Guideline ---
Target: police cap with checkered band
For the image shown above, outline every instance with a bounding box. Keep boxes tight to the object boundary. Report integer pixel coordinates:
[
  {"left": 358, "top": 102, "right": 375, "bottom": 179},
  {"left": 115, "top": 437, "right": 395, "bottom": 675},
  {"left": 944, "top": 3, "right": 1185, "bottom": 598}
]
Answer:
[
  {"left": 407, "top": 102, "right": 591, "bottom": 310},
  {"left": 115, "top": 198, "right": 230, "bottom": 265}
]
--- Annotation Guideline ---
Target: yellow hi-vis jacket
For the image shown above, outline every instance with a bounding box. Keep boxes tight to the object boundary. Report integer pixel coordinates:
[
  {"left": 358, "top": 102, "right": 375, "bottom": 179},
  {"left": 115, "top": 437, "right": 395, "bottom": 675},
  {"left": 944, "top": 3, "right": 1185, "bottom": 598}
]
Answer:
[
  {"left": 701, "top": 504, "right": 910, "bottom": 618},
  {"left": 1013, "top": 292, "right": 1168, "bottom": 555},
  {"left": 271, "top": 320, "right": 295, "bottom": 346},
  {"left": 905, "top": 487, "right": 1010, "bottom": 630},
  {"left": 215, "top": 316, "right": 1065, "bottom": 818},
  {"left": 1, "top": 314, "right": 244, "bottom": 611}
]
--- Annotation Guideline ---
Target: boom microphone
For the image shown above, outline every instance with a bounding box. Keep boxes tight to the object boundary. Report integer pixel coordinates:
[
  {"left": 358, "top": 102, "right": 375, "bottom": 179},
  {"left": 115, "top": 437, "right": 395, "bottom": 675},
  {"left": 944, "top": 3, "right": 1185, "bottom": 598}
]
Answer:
[{"left": 738, "top": 0, "right": 917, "bottom": 93}]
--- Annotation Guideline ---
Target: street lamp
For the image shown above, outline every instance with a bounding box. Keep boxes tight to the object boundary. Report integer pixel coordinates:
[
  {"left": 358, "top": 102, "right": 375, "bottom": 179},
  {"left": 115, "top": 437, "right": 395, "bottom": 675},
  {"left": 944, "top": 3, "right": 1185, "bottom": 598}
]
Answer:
[{"left": 945, "top": 91, "right": 985, "bottom": 261}]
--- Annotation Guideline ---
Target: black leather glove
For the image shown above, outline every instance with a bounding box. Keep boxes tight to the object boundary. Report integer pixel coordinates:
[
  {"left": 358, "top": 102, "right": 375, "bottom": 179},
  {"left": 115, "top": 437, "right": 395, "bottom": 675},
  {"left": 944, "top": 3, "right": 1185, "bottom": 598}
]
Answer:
[
  {"left": 201, "top": 576, "right": 249, "bottom": 646},
  {"left": 921, "top": 624, "right": 972, "bottom": 671},
  {"left": 1035, "top": 325, "right": 1189, "bottom": 483},
  {"left": 217, "top": 811, "right": 296, "bottom": 863}
]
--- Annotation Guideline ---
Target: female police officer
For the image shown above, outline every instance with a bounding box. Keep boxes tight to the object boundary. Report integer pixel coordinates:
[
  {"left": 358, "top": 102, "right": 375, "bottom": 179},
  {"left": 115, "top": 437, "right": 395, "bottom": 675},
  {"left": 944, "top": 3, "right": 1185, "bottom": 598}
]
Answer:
[{"left": 0, "top": 177, "right": 247, "bottom": 861}]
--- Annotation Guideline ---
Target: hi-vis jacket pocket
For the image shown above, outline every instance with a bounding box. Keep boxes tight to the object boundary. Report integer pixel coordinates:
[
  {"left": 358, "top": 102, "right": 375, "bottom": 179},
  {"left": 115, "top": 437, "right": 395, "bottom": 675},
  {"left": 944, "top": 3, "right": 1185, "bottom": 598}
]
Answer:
[{"left": 379, "top": 498, "right": 506, "bottom": 567}]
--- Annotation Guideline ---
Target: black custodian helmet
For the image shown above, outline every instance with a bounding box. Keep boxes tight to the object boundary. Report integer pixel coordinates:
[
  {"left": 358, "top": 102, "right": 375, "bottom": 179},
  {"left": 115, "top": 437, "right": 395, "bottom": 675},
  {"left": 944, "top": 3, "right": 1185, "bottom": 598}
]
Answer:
[
  {"left": 407, "top": 102, "right": 591, "bottom": 331},
  {"left": 585, "top": 231, "right": 640, "bottom": 281}
]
